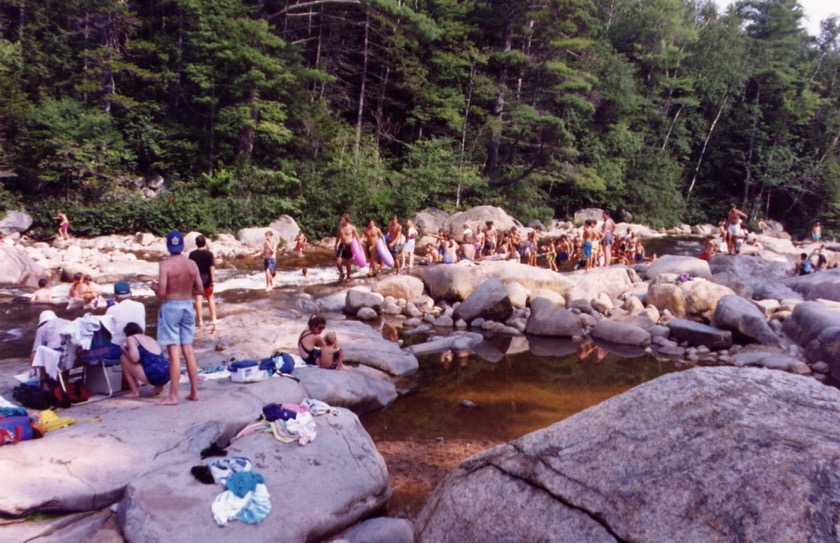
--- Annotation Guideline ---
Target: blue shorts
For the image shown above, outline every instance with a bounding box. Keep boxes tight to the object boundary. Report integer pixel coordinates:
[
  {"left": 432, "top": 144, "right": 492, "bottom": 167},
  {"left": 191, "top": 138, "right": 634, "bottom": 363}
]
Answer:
[
  {"left": 157, "top": 300, "right": 195, "bottom": 346},
  {"left": 264, "top": 258, "right": 276, "bottom": 274},
  {"left": 583, "top": 241, "right": 593, "bottom": 259}
]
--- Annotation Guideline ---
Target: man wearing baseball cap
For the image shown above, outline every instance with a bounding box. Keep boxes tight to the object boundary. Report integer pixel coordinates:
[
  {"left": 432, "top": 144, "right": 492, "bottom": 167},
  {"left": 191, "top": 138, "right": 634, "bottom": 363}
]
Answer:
[
  {"left": 150, "top": 230, "right": 204, "bottom": 405},
  {"left": 105, "top": 281, "right": 146, "bottom": 359}
]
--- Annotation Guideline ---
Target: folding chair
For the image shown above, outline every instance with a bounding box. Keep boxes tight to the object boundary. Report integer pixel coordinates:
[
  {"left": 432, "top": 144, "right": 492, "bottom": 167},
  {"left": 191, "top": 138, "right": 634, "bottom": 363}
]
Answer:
[{"left": 80, "top": 326, "right": 123, "bottom": 398}]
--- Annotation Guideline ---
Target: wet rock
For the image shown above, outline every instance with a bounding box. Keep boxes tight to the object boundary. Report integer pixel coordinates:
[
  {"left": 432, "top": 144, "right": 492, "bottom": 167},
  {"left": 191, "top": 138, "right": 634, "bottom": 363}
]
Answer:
[
  {"left": 525, "top": 298, "right": 583, "bottom": 337},
  {"left": 666, "top": 319, "right": 733, "bottom": 350},
  {"left": 0, "top": 245, "right": 47, "bottom": 287},
  {"left": 403, "top": 318, "right": 422, "bottom": 328},
  {"left": 461, "top": 399, "right": 477, "bottom": 408},
  {"left": 452, "top": 278, "right": 514, "bottom": 323},
  {"left": 405, "top": 332, "right": 483, "bottom": 356},
  {"left": 578, "top": 313, "right": 597, "bottom": 329},
  {"left": 649, "top": 325, "right": 670, "bottom": 338},
  {"left": 418, "top": 368, "right": 840, "bottom": 543},
  {"left": 731, "top": 352, "right": 808, "bottom": 373},
  {"left": 591, "top": 319, "right": 651, "bottom": 347},
  {"left": 781, "top": 301, "right": 840, "bottom": 379},
  {"left": 357, "top": 307, "right": 378, "bottom": 320},
  {"left": 812, "top": 361, "right": 829, "bottom": 374},
  {"left": 711, "top": 295, "right": 781, "bottom": 346},
  {"left": 432, "top": 315, "right": 454, "bottom": 327},
  {"left": 657, "top": 344, "right": 686, "bottom": 357},
  {"left": 402, "top": 302, "right": 423, "bottom": 318}
]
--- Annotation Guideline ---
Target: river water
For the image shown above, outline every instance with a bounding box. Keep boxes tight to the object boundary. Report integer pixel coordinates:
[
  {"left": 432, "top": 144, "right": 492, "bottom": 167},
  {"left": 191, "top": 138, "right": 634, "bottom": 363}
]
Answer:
[{"left": 1, "top": 236, "right": 705, "bottom": 517}]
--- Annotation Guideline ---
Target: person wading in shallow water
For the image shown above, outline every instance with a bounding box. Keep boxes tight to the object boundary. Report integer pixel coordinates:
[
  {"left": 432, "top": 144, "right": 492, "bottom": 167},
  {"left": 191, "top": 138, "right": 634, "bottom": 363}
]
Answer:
[
  {"left": 335, "top": 214, "right": 360, "bottom": 284},
  {"left": 151, "top": 230, "right": 204, "bottom": 406}
]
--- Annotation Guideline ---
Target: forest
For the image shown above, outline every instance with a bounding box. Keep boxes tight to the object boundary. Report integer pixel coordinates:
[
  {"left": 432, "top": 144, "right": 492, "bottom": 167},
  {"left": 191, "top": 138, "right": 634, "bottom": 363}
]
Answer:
[{"left": 0, "top": 0, "right": 838, "bottom": 239}]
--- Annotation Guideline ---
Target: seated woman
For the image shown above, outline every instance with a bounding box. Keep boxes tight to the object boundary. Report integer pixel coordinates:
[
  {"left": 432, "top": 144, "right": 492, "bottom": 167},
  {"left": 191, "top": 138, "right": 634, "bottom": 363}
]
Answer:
[
  {"left": 298, "top": 315, "right": 326, "bottom": 365},
  {"left": 318, "top": 331, "right": 346, "bottom": 370},
  {"left": 119, "top": 322, "right": 170, "bottom": 398}
]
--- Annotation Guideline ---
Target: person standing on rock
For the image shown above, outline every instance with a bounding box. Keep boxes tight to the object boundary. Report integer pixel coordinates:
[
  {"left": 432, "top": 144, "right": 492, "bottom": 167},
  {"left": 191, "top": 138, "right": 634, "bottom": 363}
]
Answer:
[
  {"left": 259, "top": 231, "right": 278, "bottom": 291},
  {"left": 386, "top": 215, "right": 403, "bottom": 275},
  {"left": 483, "top": 221, "right": 497, "bottom": 257},
  {"left": 335, "top": 214, "right": 360, "bottom": 284},
  {"left": 363, "top": 218, "right": 384, "bottom": 277},
  {"left": 601, "top": 210, "right": 616, "bottom": 267},
  {"left": 725, "top": 204, "right": 748, "bottom": 255},
  {"left": 189, "top": 235, "right": 218, "bottom": 328},
  {"left": 401, "top": 219, "right": 418, "bottom": 270},
  {"left": 150, "top": 230, "right": 204, "bottom": 406},
  {"left": 53, "top": 210, "right": 70, "bottom": 240},
  {"left": 811, "top": 222, "right": 821, "bottom": 242},
  {"left": 582, "top": 220, "right": 597, "bottom": 270}
]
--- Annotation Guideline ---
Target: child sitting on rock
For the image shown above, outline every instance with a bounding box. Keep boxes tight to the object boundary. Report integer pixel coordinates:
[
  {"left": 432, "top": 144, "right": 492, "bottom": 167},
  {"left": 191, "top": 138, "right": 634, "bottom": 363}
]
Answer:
[{"left": 319, "top": 331, "right": 346, "bottom": 370}]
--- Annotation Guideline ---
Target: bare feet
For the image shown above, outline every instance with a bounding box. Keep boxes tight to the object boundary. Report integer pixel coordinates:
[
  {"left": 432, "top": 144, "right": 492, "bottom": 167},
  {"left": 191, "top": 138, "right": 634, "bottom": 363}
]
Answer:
[
  {"left": 187, "top": 393, "right": 199, "bottom": 401},
  {"left": 155, "top": 396, "right": 178, "bottom": 406},
  {"left": 124, "top": 392, "right": 140, "bottom": 399},
  {"left": 152, "top": 386, "right": 165, "bottom": 396}
]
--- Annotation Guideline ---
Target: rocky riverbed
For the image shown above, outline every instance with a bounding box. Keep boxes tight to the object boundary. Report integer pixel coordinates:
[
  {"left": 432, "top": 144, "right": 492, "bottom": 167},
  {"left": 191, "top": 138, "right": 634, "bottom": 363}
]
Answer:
[{"left": 1, "top": 205, "right": 839, "bottom": 542}]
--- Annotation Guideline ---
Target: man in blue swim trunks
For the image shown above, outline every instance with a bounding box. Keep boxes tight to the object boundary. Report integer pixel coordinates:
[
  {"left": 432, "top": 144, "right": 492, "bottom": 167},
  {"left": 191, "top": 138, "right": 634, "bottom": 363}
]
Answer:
[
  {"left": 582, "top": 220, "right": 596, "bottom": 270},
  {"left": 151, "top": 230, "right": 204, "bottom": 406},
  {"left": 260, "top": 230, "right": 278, "bottom": 291}
]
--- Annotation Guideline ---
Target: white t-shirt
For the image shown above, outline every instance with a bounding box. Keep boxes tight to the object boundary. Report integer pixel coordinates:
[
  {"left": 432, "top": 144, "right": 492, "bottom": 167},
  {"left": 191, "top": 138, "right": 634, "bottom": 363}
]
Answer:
[{"left": 106, "top": 299, "right": 147, "bottom": 346}]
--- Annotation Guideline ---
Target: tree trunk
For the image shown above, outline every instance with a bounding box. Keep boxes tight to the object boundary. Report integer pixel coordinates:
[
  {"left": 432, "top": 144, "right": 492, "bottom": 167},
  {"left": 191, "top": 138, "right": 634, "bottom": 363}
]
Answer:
[
  {"left": 686, "top": 91, "right": 728, "bottom": 202},
  {"left": 486, "top": 0, "right": 516, "bottom": 177},
  {"left": 354, "top": 12, "right": 371, "bottom": 156}
]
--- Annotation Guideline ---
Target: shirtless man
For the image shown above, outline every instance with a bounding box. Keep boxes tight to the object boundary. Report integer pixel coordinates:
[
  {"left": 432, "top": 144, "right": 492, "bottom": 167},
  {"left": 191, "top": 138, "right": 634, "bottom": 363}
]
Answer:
[
  {"left": 386, "top": 215, "right": 403, "bottom": 275},
  {"left": 335, "top": 214, "right": 360, "bottom": 283},
  {"left": 53, "top": 210, "right": 70, "bottom": 240},
  {"left": 582, "top": 220, "right": 597, "bottom": 270},
  {"left": 150, "top": 230, "right": 204, "bottom": 406},
  {"left": 459, "top": 234, "right": 477, "bottom": 261},
  {"left": 31, "top": 279, "right": 52, "bottom": 304},
  {"left": 601, "top": 210, "right": 616, "bottom": 267},
  {"left": 363, "top": 219, "right": 384, "bottom": 277},
  {"left": 726, "top": 204, "right": 748, "bottom": 255},
  {"left": 483, "top": 221, "right": 497, "bottom": 257},
  {"left": 260, "top": 231, "right": 278, "bottom": 291}
]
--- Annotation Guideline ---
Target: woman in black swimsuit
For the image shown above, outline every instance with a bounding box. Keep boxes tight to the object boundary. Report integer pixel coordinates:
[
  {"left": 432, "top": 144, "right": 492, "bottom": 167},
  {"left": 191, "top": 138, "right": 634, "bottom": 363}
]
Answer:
[{"left": 298, "top": 315, "right": 327, "bottom": 365}]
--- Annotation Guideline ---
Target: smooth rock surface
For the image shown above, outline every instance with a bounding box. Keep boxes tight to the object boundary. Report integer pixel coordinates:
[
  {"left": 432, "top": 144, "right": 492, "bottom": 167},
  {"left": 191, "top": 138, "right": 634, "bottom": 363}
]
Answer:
[
  {"left": 590, "top": 319, "right": 651, "bottom": 347},
  {"left": 645, "top": 255, "right": 712, "bottom": 280},
  {"left": 0, "top": 245, "right": 47, "bottom": 287},
  {"left": 525, "top": 298, "right": 583, "bottom": 337},
  {"left": 711, "top": 295, "right": 781, "bottom": 346},
  {"left": 372, "top": 275, "right": 425, "bottom": 301},
  {"left": 666, "top": 319, "right": 732, "bottom": 350},
  {"left": 419, "top": 261, "right": 571, "bottom": 301},
  {"left": 416, "top": 367, "right": 840, "bottom": 543},
  {"left": 452, "top": 278, "right": 514, "bottom": 323},
  {"left": 293, "top": 366, "right": 398, "bottom": 414}
]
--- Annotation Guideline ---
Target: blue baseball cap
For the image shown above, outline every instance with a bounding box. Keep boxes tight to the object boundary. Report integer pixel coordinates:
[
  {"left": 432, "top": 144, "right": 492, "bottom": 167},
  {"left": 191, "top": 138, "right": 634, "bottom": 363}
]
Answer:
[
  {"left": 166, "top": 230, "right": 184, "bottom": 253},
  {"left": 114, "top": 281, "right": 131, "bottom": 296}
]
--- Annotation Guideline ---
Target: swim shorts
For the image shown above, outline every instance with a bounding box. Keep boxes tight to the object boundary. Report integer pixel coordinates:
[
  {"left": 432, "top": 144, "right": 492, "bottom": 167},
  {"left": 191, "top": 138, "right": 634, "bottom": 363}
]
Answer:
[
  {"left": 603, "top": 232, "right": 613, "bottom": 246},
  {"left": 336, "top": 243, "right": 352, "bottom": 260},
  {"left": 559, "top": 251, "right": 569, "bottom": 262},
  {"left": 727, "top": 224, "right": 741, "bottom": 238},
  {"left": 264, "top": 258, "right": 276, "bottom": 275},
  {"left": 157, "top": 300, "right": 196, "bottom": 346},
  {"left": 390, "top": 243, "right": 403, "bottom": 257},
  {"left": 203, "top": 286, "right": 214, "bottom": 299},
  {"left": 583, "top": 241, "right": 593, "bottom": 259},
  {"left": 484, "top": 241, "right": 496, "bottom": 252}
]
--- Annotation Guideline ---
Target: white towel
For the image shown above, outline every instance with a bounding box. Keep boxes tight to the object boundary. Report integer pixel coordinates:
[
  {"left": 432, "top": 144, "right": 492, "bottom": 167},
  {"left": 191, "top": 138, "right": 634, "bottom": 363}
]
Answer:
[{"left": 31, "top": 346, "right": 63, "bottom": 379}]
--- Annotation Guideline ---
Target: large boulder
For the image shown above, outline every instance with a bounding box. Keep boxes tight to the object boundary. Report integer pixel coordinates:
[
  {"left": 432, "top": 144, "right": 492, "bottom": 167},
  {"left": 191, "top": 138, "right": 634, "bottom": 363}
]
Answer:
[
  {"left": 452, "top": 278, "right": 514, "bottom": 323},
  {"left": 590, "top": 319, "right": 651, "bottom": 347},
  {"left": 525, "top": 297, "right": 583, "bottom": 337},
  {"left": 268, "top": 215, "right": 301, "bottom": 249},
  {"left": 782, "top": 301, "right": 840, "bottom": 379},
  {"left": 120, "top": 406, "right": 390, "bottom": 543},
  {"left": 682, "top": 279, "right": 736, "bottom": 320},
  {"left": 645, "top": 255, "right": 712, "bottom": 281},
  {"left": 372, "top": 275, "right": 425, "bottom": 301},
  {"left": 782, "top": 269, "right": 840, "bottom": 302},
  {"left": 442, "top": 206, "right": 520, "bottom": 239},
  {"left": 345, "top": 289, "right": 384, "bottom": 315},
  {"left": 294, "top": 366, "right": 398, "bottom": 414},
  {"left": 0, "top": 245, "right": 48, "bottom": 286},
  {"left": 0, "top": 210, "right": 33, "bottom": 234},
  {"left": 711, "top": 295, "right": 781, "bottom": 345},
  {"left": 419, "top": 260, "right": 572, "bottom": 301},
  {"left": 236, "top": 227, "right": 281, "bottom": 249},
  {"left": 666, "top": 319, "right": 732, "bottom": 349},
  {"left": 564, "top": 267, "right": 638, "bottom": 304},
  {"left": 411, "top": 208, "right": 449, "bottom": 236},
  {"left": 416, "top": 367, "right": 840, "bottom": 543},
  {"left": 573, "top": 208, "right": 603, "bottom": 224},
  {"left": 646, "top": 283, "right": 686, "bottom": 316}
]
